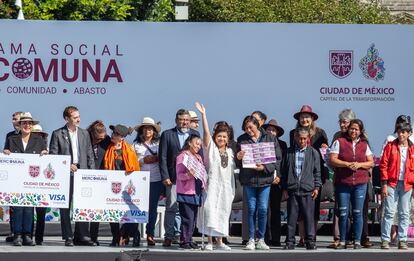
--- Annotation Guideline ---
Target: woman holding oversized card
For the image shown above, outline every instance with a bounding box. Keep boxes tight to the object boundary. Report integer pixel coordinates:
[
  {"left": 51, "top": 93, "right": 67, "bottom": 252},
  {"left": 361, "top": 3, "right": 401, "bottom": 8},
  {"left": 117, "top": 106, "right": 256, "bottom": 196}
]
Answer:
[
  {"left": 103, "top": 124, "right": 140, "bottom": 247},
  {"left": 3, "top": 112, "right": 48, "bottom": 246},
  {"left": 236, "top": 116, "right": 282, "bottom": 251},
  {"left": 195, "top": 102, "right": 235, "bottom": 251}
]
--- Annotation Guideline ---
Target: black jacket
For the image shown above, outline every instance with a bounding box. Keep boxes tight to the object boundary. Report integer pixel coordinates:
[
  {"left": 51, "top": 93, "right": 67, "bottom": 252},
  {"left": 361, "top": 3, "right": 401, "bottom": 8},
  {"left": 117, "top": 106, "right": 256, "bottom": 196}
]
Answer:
[
  {"left": 92, "top": 135, "right": 111, "bottom": 169},
  {"left": 281, "top": 146, "right": 321, "bottom": 195},
  {"left": 236, "top": 129, "right": 282, "bottom": 187},
  {"left": 159, "top": 127, "right": 201, "bottom": 183},
  {"left": 5, "top": 133, "right": 47, "bottom": 154}
]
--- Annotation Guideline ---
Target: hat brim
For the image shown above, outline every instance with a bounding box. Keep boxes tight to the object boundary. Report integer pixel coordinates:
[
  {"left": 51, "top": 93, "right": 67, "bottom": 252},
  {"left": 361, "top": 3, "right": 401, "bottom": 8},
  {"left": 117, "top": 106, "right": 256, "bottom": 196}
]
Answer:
[
  {"left": 293, "top": 111, "right": 318, "bottom": 121},
  {"left": 19, "top": 119, "right": 40, "bottom": 125},
  {"left": 135, "top": 123, "right": 161, "bottom": 133},
  {"left": 263, "top": 124, "right": 285, "bottom": 137}
]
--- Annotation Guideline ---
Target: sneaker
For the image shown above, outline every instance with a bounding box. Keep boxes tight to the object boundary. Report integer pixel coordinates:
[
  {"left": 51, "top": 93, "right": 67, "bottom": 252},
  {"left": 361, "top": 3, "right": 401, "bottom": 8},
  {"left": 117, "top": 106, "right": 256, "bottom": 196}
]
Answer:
[
  {"left": 398, "top": 240, "right": 408, "bottom": 250},
  {"left": 284, "top": 244, "right": 295, "bottom": 250},
  {"left": 353, "top": 243, "right": 362, "bottom": 249},
  {"left": 306, "top": 242, "right": 317, "bottom": 250},
  {"left": 216, "top": 243, "right": 231, "bottom": 251},
  {"left": 204, "top": 243, "right": 213, "bottom": 251},
  {"left": 244, "top": 239, "right": 255, "bottom": 250},
  {"left": 179, "top": 243, "right": 192, "bottom": 250},
  {"left": 381, "top": 240, "right": 390, "bottom": 250},
  {"left": 256, "top": 239, "right": 270, "bottom": 250}
]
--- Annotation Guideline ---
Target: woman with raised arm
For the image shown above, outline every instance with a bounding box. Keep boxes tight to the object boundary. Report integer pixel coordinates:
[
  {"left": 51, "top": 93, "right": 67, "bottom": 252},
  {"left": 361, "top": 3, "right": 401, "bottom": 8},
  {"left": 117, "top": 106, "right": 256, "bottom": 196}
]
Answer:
[{"left": 195, "top": 102, "right": 235, "bottom": 251}]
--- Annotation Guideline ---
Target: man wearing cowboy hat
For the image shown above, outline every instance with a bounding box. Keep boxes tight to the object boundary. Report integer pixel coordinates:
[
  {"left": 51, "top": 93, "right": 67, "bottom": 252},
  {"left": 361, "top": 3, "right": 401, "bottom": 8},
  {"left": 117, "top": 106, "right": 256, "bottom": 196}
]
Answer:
[
  {"left": 188, "top": 111, "right": 200, "bottom": 130},
  {"left": 49, "top": 106, "right": 95, "bottom": 246},
  {"left": 263, "top": 119, "right": 288, "bottom": 247}
]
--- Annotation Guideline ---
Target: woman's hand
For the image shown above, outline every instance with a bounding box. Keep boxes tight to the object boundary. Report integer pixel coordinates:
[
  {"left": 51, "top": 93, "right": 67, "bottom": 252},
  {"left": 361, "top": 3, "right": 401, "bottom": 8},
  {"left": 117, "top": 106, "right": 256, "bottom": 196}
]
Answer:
[
  {"left": 311, "top": 189, "right": 319, "bottom": 200},
  {"left": 255, "top": 164, "right": 264, "bottom": 171},
  {"left": 195, "top": 102, "right": 206, "bottom": 115},
  {"left": 143, "top": 155, "right": 158, "bottom": 164},
  {"left": 3, "top": 149, "right": 11, "bottom": 155},
  {"left": 40, "top": 150, "right": 48, "bottom": 156},
  {"left": 237, "top": 150, "right": 245, "bottom": 160},
  {"left": 187, "top": 169, "right": 196, "bottom": 178}
]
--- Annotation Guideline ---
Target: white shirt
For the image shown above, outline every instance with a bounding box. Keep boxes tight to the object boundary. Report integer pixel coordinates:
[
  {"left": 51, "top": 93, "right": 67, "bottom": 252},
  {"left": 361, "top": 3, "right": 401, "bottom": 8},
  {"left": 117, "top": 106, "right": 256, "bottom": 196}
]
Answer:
[
  {"left": 68, "top": 127, "right": 79, "bottom": 164},
  {"left": 22, "top": 139, "right": 28, "bottom": 151},
  {"left": 133, "top": 142, "right": 161, "bottom": 182},
  {"left": 330, "top": 139, "right": 373, "bottom": 156},
  {"left": 399, "top": 145, "right": 408, "bottom": 181},
  {"left": 380, "top": 134, "right": 414, "bottom": 156}
]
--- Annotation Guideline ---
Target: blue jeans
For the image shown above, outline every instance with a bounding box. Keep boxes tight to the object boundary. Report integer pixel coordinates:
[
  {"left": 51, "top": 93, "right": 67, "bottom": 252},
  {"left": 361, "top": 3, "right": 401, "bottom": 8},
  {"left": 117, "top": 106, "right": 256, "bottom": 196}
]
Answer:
[
  {"left": 13, "top": 206, "right": 34, "bottom": 235},
  {"left": 381, "top": 181, "right": 412, "bottom": 242},
  {"left": 146, "top": 181, "right": 164, "bottom": 236},
  {"left": 336, "top": 183, "right": 367, "bottom": 242},
  {"left": 164, "top": 184, "right": 181, "bottom": 240},
  {"left": 245, "top": 185, "right": 271, "bottom": 240}
]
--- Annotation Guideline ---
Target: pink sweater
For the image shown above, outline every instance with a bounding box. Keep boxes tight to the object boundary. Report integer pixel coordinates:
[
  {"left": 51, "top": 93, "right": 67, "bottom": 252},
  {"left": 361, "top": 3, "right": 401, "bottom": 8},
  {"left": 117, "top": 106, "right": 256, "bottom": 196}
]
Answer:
[{"left": 175, "top": 151, "right": 204, "bottom": 195}]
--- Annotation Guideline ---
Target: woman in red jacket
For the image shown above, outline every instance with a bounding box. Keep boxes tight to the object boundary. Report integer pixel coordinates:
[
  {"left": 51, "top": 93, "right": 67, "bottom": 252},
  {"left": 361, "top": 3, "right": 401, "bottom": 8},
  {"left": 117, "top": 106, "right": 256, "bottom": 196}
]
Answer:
[{"left": 380, "top": 122, "right": 414, "bottom": 250}]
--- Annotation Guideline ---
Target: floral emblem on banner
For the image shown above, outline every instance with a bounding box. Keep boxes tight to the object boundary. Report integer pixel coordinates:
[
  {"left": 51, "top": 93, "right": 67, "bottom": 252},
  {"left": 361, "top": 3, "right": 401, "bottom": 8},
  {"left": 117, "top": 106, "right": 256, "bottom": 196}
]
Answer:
[
  {"left": 359, "top": 44, "right": 385, "bottom": 81},
  {"left": 125, "top": 180, "right": 136, "bottom": 196},
  {"left": 329, "top": 51, "right": 353, "bottom": 79},
  {"left": 28, "top": 165, "right": 40, "bottom": 178},
  {"left": 111, "top": 182, "right": 122, "bottom": 194},
  {"left": 0, "top": 192, "right": 48, "bottom": 207},
  {"left": 43, "top": 163, "right": 55, "bottom": 180}
]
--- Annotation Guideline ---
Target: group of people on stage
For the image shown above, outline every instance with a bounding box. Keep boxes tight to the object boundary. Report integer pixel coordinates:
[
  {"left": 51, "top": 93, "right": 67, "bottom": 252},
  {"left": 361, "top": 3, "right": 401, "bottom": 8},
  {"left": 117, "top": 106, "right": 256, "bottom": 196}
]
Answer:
[{"left": 2, "top": 103, "right": 414, "bottom": 251}]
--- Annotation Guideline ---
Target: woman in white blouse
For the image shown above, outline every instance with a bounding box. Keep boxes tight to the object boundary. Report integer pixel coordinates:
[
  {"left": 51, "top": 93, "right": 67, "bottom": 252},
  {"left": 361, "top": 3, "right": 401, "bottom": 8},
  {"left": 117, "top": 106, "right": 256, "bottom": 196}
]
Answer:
[
  {"left": 195, "top": 102, "right": 235, "bottom": 251},
  {"left": 133, "top": 117, "right": 162, "bottom": 246}
]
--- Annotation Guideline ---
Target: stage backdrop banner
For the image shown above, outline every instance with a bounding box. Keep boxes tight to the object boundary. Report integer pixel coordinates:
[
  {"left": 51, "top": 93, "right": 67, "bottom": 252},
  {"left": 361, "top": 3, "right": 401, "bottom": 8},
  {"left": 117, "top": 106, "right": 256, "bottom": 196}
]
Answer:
[
  {"left": 0, "top": 153, "right": 71, "bottom": 208},
  {"left": 72, "top": 169, "right": 150, "bottom": 223},
  {"left": 0, "top": 21, "right": 414, "bottom": 156}
]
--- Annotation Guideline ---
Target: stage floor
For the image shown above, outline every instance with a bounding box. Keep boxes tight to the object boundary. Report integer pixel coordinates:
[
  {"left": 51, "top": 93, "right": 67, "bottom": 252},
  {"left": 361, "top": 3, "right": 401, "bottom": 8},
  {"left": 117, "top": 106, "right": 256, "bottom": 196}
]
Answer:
[{"left": 1, "top": 236, "right": 414, "bottom": 261}]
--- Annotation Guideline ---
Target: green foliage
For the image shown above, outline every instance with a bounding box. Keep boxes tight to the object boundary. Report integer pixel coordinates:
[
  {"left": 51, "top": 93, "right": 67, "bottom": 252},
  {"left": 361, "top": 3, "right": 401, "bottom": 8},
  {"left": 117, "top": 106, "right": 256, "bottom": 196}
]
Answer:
[
  {"left": 190, "top": 0, "right": 410, "bottom": 24},
  {"left": 0, "top": 0, "right": 174, "bottom": 21}
]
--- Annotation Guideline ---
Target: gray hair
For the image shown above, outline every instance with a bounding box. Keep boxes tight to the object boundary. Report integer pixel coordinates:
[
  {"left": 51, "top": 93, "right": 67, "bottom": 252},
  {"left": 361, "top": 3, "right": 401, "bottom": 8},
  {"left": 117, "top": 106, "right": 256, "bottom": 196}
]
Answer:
[{"left": 338, "top": 109, "right": 356, "bottom": 121}]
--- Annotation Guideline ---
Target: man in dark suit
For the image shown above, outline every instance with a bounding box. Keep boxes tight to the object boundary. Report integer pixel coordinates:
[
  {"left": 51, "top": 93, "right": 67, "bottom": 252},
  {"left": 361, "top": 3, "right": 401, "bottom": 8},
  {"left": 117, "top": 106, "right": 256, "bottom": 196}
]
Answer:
[
  {"left": 86, "top": 120, "right": 111, "bottom": 246},
  {"left": 49, "top": 106, "right": 95, "bottom": 246},
  {"left": 3, "top": 111, "right": 22, "bottom": 243},
  {"left": 159, "top": 109, "right": 201, "bottom": 247}
]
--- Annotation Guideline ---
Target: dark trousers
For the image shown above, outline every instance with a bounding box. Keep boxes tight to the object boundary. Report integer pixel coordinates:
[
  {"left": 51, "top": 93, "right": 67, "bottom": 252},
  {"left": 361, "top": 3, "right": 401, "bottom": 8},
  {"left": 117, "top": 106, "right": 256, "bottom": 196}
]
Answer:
[
  {"left": 60, "top": 175, "right": 90, "bottom": 240},
  {"left": 90, "top": 222, "right": 100, "bottom": 242},
  {"left": 286, "top": 193, "right": 315, "bottom": 244},
  {"left": 179, "top": 202, "right": 198, "bottom": 244},
  {"left": 265, "top": 184, "right": 282, "bottom": 244},
  {"left": 35, "top": 207, "right": 46, "bottom": 242},
  {"left": 110, "top": 223, "right": 139, "bottom": 241}
]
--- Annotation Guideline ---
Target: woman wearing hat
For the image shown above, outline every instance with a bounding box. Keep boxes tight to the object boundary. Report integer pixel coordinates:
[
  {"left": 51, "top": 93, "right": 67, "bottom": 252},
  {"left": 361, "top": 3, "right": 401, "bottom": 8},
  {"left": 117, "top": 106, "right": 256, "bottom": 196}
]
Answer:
[
  {"left": 103, "top": 124, "right": 140, "bottom": 247},
  {"left": 132, "top": 117, "right": 162, "bottom": 246},
  {"left": 3, "top": 112, "right": 48, "bottom": 246},
  {"left": 289, "top": 105, "right": 328, "bottom": 247}
]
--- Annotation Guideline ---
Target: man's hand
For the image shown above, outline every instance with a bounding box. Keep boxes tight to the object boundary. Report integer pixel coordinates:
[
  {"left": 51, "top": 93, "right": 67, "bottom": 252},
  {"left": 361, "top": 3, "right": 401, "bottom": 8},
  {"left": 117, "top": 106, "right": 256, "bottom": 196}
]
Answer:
[
  {"left": 272, "top": 176, "right": 280, "bottom": 185},
  {"left": 311, "top": 189, "right": 319, "bottom": 200},
  {"left": 70, "top": 164, "right": 78, "bottom": 173},
  {"left": 237, "top": 150, "right": 245, "bottom": 161},
  {"left": 163, "top": 178, "right": 172, "bottom": 187},
  {"left": 382, "top": 185, "right": 388, "bottom": 198},
  {"left": 3, "top": 149, "right": 11, "bottom": 155}
]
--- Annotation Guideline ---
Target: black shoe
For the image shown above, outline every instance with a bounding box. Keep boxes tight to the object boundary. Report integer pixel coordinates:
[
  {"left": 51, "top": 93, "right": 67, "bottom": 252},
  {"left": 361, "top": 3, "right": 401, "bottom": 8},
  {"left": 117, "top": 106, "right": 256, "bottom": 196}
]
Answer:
[
  {"left": 222, "top": 237, "right": 230, "bottom": 244},
  {"left": 179, "top": 243, "right": 192, "bottom": 250},
  {"left": 74, "top": 236, "right": 95, "bottom": 246},
  {"left": 13, "top": 235, "right": 22, "bottom": 246},
  {"left": 306, "top": 243, "right": 317, "bottom": 250},
  {"left": 35, "top": 240, "right": 43, "bottom": 246},
  {"left": 269, "top": 241, "right": 281, "bottom": 247},
  {"left": 92, "top": 240, "right": 99, "bottom": 246},
  {"left": 6, "top": 234, "right": 14, "bottom": 243},
  {"left": 284, "top": 244, "right": 295, "bottom": 250},
  {"left": 22, "top": 235, "right": 35, "bottom": 246},
  {"left": 242, "top": 240, "right": 248, "bottom": 245},
  {"left": 65, "top": 238, "right": 74, "bottom": 247}
]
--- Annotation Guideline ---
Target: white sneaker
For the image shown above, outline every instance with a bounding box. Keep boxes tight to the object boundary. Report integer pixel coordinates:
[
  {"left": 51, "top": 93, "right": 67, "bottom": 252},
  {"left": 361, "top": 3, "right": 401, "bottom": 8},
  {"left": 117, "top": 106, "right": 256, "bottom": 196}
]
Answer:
[
  {"left": 244, "top": 239, "right": 255, "bottom": 250},
  {"left": 216, "top": 243, "right": 231, "bottom": 251},
  {"left": 256, "top": 239, "right": 270, "bottom": 250},
  {"left": 204, "top": 243, "right": 213, "bottom": 251}
]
